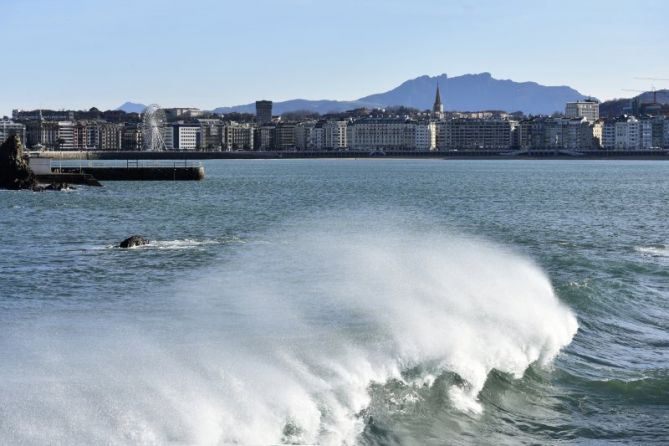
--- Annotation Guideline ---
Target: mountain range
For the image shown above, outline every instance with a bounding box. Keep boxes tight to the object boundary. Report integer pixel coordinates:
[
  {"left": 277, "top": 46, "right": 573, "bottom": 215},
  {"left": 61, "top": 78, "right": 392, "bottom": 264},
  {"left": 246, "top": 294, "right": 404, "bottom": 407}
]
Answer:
[
  {"left": 118, "top": 72, "right": 646, "bottom": 116},
  {"left": 211, "top": 73, "right": 588, "bottom": 115}
]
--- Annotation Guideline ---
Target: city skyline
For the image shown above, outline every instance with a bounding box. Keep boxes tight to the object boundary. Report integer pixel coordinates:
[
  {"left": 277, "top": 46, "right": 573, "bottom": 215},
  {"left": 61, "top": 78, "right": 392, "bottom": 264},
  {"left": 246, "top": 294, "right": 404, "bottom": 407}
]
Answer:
[{"left": 2, "top": 0, "right": 668, "bottom": 116}]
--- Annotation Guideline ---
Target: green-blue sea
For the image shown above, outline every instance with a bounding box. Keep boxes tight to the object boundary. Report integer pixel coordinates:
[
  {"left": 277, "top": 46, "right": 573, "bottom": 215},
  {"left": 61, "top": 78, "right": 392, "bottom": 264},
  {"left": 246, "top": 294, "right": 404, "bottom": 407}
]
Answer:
[{"left": 1, "top": 159, "right": 668, "bottom": 445}]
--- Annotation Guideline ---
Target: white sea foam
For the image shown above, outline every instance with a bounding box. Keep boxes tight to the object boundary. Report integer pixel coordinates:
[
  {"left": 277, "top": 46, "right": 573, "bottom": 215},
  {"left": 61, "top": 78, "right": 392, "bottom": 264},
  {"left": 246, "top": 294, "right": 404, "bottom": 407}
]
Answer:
[
  {"left": 0, "top": 217, "right": 578, "bottom": 445},
  {"left": 635, "top": 245, "right": 669, "bottom": 257},
  {"left": 149, "top": 238, "right": 220, "bottom": 249},
  {"left": 105, "top": 238, "right": 226, "bottom": 250}
]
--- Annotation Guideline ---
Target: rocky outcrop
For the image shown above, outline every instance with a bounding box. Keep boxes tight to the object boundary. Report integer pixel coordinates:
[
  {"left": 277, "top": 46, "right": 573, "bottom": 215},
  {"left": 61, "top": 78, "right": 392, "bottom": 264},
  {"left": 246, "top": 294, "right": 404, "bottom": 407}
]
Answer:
[
  {"left": 0, "top": 135, "right": 38, "bottom": 190},
  {"left": 119, "top": 235, "right": 150, "bottom": 248}
]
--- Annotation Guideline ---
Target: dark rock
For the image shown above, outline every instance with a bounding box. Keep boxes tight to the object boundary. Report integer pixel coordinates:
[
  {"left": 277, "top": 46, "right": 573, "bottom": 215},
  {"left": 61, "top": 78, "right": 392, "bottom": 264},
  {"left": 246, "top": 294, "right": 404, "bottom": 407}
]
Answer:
[
  {"left": 0, "top": 135, "right": 38, "bottom": 190},
  {"left": 43, "top": 183, "right": 71, "bottom": 191},
  {"left": 119, "top": 235, "right": 150, "bottom": 249}
]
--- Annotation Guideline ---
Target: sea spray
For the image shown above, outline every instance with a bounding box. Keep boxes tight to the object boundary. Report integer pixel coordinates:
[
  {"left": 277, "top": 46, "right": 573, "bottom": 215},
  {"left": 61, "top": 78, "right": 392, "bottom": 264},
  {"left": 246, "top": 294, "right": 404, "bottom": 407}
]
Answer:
[{"left": 0, "top": 217, "right": 578, "bottom": 445}]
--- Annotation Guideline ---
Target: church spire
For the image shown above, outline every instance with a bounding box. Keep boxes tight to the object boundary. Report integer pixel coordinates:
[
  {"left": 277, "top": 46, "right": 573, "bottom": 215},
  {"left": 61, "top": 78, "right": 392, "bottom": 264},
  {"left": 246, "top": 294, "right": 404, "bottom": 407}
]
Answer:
[{"left": 433, "top": 83, "right": 443, "bottom": 117}]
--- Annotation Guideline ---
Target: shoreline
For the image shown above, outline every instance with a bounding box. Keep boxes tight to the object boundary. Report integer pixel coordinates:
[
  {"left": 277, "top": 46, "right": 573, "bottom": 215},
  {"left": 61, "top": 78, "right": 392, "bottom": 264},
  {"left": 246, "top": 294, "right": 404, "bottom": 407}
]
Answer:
[{"left": 32, "top": 149, "right": 669, "bottom": 161}]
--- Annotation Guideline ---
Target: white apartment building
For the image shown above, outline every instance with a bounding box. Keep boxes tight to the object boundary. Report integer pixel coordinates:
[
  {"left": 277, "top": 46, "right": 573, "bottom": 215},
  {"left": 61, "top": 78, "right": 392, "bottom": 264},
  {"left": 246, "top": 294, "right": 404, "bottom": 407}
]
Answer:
[
  {"left": 162, "top": 124, "right": 200, "bottom": 150},
  {"left": 54, "top": 121, "right": 75, "bottom": 150},
  {"left": 600, "top": 120, "right": 617, "bottom": 149},
  {"left": 348, "top": 118, "right": 417, "bottom": 151},
  {"left": 323, "top": 120, "right": 347, "bottom": 150},
  {"left": 170, "top": 124, "right": 200, "bottom": 150},
  {"left": 608, "top": 116, "right": 653, "bottom": 150},
  {"left": 615, "top": 116, "right": 653, "bottom": 150},
  {"left": 565, "top": 100, "right": 600, "bottom": 123},
  {"left": 298, "top": 120, "right": 348, "bottom": 150},
  {"left": 415, "top": 122, "right": 436, "bottom": 151}
]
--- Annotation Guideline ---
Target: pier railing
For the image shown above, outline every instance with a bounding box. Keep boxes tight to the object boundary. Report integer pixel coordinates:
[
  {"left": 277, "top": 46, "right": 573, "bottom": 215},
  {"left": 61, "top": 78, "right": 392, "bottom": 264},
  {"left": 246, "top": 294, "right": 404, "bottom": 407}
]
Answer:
[{"left": 51, "top": 159, "right": 203, "bottom": 170}]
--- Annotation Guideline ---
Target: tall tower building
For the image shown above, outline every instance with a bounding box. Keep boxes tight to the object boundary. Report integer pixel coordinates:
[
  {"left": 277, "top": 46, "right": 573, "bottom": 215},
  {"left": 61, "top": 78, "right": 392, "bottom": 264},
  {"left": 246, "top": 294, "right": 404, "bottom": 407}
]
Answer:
[
  {"left": 255, "top": 100, "right": 273, "bottom": 125},
  {"left": 432, "top": 84, "right": 444, "bottom": 119}
]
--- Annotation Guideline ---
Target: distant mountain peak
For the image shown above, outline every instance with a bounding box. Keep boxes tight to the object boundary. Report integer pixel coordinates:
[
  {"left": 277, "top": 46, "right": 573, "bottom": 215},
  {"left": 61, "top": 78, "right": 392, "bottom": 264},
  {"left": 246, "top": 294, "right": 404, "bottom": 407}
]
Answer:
[{"left": 116, "top": 102, "right": 146, "bottom": 113}]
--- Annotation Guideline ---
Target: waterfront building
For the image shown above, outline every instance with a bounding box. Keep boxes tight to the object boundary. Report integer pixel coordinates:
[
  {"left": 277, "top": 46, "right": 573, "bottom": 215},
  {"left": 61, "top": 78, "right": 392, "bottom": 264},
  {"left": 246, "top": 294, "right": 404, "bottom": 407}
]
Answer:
[
  {"left": 255, "top": 100, "right": 273, "bottom": 125},
  {"left": 224, "top": 122, "right": 254, "bottom": 150},
  {"left": 436, "top": 121, "right": 448, "bottom": 150},
  {"left": 348, "top": 118, "right": 417, "bottom": 151},
  {"left": 255, "top": 125, "right": 274, "bottom": 150},
  {"left": 122, "top": 124, "right": 143, "bottom": 150},
  {"left": 199, "top": 119, "right": 224, "bottom": 150},
  {"left": 593, "top": 120, "right": 604, "bottom": 148},
  {"left": 561, "top": 118, "right": 595, "bottom": 150},
  {"left": 73, "top": 121, "right": 99, "bottom": 149},
  {"left": 565, "top": 99, "right": 600, "bottom": 123},
  {"left": 322, "top": 120, "right": 348, "bottom": 150},
  {"left": 55, "top": 121, "right": 75, "bottom": 150},
  {"left": 598, "top": 116, "right": 654, "bottom": 150},
  {"left": 601, "top": 120, "right": 617, "bottom": 149},
  {"left": 73, "top": 120, "right": 123, "bottom": 150},
  {"left": 25, "top": 120, "right": 76, "bottom": 150},
  {"left": 169, "top": 124, "right": 200, "bottom": 150},
  {"left": 311, "top": 124, "right": 324, "bottom": 150},
  {"left": 444, "top": 119, "right": 514, "bottom": 150},
  {"left": 415, "top": 121, "right": 437, "bottom": 151},
  {"left": 306, "top": 120, "right": 348, "bottom": 150},
  {"left": 518, "top": 117, "right": 595, "bottom": 150},
  {"left": 0, "top": 120, "right": 26, "bottom": 144},
  {"left": 650, "top": 116, "right": 666, "bottom": 148},
  {"left": 294, "top": 122, "right": 315, "bottom": 150},
  {"left": 98, "top": 122, "right": 123, "bottom": 150},
  {"left": 614, "top": 116, "right": 652, "bottom": 150},
  {"left": 273, "top": 123, "right": 296, "bottom": 150}
]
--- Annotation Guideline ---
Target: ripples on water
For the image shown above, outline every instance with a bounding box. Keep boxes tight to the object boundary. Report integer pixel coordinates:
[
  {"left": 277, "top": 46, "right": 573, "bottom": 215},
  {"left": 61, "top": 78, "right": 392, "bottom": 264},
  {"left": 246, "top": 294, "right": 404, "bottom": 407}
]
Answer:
[{"left": 0, "top": 159, "right": 667, "bottom": 445}]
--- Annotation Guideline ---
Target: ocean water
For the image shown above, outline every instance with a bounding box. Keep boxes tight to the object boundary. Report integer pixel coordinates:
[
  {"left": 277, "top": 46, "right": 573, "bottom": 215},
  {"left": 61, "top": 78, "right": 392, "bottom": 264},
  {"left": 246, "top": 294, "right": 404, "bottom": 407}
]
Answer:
[{"left": 0, "top": 159, "right": 667, "bottom": 445}]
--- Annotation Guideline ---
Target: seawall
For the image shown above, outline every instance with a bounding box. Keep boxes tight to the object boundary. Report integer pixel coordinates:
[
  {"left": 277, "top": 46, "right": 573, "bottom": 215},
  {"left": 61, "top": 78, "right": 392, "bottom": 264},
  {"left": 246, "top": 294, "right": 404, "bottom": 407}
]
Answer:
[{"left": 33, "top": 149, "right": 669, "bottom": 161}]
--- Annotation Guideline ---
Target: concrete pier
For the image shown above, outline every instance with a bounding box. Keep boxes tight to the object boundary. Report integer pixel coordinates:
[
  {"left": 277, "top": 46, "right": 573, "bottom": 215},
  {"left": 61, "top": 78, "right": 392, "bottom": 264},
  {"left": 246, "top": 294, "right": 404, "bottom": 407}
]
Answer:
[
  {"left": 35, "top": 172, "right": 102, "bottom": 186},
  {"left": 55, "top": 165, "right": 205, "bottom": 181}
]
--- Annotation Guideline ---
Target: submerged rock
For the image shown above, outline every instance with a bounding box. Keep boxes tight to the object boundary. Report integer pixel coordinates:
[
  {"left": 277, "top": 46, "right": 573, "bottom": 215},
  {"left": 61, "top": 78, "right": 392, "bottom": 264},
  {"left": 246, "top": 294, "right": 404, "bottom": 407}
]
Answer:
[
  {"left": 119, "top": 235, "right": 150, "bottom": 249},
  {"left": 43, "top": 183, "right": 72, "bottom": 191},
  {"left": 0, "top": 135, "right": 38, "bottom": 190}
]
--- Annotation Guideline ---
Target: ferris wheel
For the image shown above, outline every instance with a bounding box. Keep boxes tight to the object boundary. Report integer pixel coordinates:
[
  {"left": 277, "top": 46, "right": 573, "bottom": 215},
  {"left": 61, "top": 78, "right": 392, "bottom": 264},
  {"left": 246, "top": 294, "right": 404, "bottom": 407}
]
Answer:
[{"left": 142, "top": 104, "right": 167, "bottom": 151}]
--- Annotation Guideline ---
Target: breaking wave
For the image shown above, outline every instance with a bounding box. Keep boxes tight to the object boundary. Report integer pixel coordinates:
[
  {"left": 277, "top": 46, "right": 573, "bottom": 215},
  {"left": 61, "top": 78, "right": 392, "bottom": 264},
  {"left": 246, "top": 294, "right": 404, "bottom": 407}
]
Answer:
[{"left": 0, "top": 217, "right": 578, "bottom": 445}]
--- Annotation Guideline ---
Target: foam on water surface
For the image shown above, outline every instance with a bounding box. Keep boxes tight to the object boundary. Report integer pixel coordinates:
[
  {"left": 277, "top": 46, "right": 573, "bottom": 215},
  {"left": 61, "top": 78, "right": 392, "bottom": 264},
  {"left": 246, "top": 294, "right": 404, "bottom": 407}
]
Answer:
[{"left": 0, "top": 216, "right": 578, "bottom": 445}]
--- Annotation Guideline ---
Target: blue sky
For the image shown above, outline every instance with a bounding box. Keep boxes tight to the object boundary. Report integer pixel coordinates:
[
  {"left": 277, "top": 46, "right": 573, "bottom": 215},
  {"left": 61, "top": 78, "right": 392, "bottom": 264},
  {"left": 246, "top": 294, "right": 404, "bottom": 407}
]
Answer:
[{"left": 2, "top": 0, "right": 668, "bottom": 115}]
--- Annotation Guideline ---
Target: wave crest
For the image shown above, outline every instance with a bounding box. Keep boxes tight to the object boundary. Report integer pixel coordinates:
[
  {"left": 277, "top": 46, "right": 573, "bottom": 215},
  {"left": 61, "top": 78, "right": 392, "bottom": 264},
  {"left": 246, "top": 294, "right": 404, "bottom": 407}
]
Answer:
[{"left": 1, "top": 219, "right": 578, "bottom": 445}]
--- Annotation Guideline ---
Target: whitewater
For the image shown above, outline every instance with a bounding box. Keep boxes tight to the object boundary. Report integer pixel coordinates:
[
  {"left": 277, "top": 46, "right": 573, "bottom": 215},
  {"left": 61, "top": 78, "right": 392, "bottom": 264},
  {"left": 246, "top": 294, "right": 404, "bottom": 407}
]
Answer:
[{"left": 1, "top": 217, "right": 577, "bottom": 445}]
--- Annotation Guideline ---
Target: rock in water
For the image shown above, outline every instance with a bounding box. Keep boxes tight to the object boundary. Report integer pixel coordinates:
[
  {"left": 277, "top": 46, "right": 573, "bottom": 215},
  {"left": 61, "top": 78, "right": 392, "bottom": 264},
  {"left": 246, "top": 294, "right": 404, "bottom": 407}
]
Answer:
[
  {"left": 0, "top": 135, "right": 38, "bottom": 190},
  {"left": 119, "top": 235, "right": 150, "bottom": 248}
]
